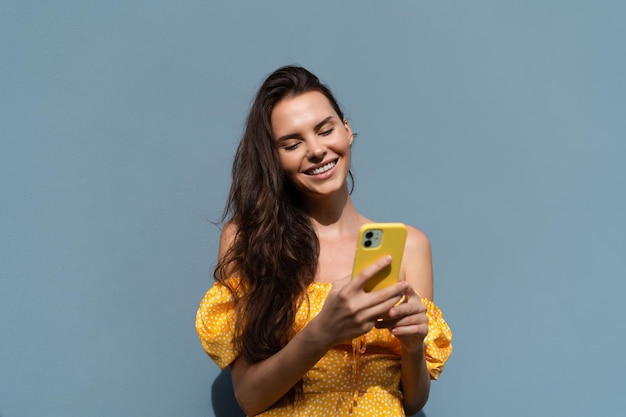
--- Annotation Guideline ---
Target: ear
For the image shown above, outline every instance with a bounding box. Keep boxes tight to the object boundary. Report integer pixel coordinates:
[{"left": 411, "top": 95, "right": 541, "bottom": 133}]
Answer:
[{"left": 343, "top": 119, "right": 354, "bottom": 145}]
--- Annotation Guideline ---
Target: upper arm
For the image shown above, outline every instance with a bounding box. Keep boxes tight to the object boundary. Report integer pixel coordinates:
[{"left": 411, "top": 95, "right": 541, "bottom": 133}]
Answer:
[
  {"left": 217, "top": 223, "right": 253, "bottom": 411},
  {"left": 219, "top": 221, "right": 238, "bottom": 259},
  {"left": 401, "top": 225, "right": 434, "bottom": 300},
  {"left": 216, "top": 221, "right": 239, "bottom": 280}
]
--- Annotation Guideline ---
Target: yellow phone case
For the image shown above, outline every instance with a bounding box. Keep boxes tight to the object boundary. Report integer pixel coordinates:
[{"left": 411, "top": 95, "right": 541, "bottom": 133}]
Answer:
[{"left": 352, "top": 222, "right": 407, "bottom": 292}]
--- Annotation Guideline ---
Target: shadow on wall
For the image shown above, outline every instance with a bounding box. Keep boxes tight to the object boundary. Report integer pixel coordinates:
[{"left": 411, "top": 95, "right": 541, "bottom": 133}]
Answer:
[
  {"left": 211, "top": 367, "right": 428, "bottom": 417},
  {"left": 212, "top": 368, "right": 245, "bottom": 417}
]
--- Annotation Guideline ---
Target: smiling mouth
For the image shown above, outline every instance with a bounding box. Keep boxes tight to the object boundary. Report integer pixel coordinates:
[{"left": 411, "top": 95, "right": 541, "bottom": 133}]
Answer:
[{"left": 304, "top": 160, "right": 337, "bottom": 175}]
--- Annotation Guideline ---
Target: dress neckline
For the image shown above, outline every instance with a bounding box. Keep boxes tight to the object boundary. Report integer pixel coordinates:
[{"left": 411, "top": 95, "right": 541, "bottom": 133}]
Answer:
[{"left": 310, "top": 281, "right": 333, "bottom": 287}]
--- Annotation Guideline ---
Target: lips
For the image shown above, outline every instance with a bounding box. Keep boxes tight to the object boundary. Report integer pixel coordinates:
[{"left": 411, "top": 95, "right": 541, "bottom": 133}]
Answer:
[{"left": 304, "top": 160, "right": 337, "bottom": 175}]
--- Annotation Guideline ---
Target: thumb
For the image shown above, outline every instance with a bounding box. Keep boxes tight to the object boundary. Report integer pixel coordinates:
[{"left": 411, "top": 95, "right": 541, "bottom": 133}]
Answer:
[{"left": 351, "top": 255, "right": 393, "bottom": 290}]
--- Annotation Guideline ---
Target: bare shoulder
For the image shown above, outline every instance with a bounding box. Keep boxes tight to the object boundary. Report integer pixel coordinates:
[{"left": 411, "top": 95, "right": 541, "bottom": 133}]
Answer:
[
  {"left": 219, "top": 221, "right": 238, "bottom": 257},
  {"left": 405, "top": 224, "right": 432, "bottom": 254},
  {"left": 402, "top": 224, "right": 434, "bottom": 299}
]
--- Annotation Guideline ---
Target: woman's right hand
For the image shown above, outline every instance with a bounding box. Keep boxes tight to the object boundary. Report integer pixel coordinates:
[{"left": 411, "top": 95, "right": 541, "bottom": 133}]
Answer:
[
  {"left": 230, "top": 255, "right": 406, "bottom": 416},
  {"left": 310, "top": 255, "right": 407, "bottom": 347}
]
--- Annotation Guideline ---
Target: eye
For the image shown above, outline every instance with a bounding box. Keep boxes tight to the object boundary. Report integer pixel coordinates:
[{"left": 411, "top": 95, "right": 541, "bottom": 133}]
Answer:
[
  {"left": 280, "top": 142, "right": 300, "bottom": 151},
  {"left": 320, "top": 128, "right": 334, "bottom": 136}
]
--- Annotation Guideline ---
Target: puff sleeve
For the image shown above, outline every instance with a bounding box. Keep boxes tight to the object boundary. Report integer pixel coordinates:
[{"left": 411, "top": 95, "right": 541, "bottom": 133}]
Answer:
[
  {"left": 421, "top": 298, "right": 453, "bottom": 380},
  {"left": 195, "top": 282, "right": 239, "bottom": 369}
]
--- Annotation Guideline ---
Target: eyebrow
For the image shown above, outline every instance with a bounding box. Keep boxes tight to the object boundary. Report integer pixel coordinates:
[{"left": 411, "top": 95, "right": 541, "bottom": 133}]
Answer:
[{"left": 275, "top": 116, "right": 336, "bottom": 143}]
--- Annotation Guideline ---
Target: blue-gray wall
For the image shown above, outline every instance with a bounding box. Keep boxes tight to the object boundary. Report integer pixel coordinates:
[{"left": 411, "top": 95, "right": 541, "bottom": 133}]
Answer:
[{"left": 1, "top": 1, "right": 624, "bottom": 416}]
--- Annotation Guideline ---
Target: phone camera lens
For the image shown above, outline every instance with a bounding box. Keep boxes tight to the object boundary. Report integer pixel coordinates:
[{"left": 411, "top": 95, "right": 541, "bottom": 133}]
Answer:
[
  {"left": 365, "top": 231, "right": 374, "bottom": 239},
  {"left": 364, "top": 240, "right": 372, "bottom": 247}
]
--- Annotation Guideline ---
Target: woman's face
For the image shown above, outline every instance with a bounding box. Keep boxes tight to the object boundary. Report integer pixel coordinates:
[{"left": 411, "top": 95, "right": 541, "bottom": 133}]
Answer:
[{"left": 271, "top": 91, "right": 353, "bottom": 199}]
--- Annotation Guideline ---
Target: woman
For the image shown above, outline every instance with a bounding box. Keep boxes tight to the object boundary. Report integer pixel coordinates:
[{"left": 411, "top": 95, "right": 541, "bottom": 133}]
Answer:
[{"left": 196, "top": 66, "right": 452, "bottom": 416}]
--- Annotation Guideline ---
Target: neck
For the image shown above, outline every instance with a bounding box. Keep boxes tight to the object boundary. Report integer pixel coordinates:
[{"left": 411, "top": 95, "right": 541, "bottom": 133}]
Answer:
[{"left": 303, "top": 185, "right": 365, "bottom": 239}]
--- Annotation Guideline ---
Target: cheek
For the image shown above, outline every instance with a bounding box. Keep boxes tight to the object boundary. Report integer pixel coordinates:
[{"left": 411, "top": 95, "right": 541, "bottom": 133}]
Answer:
[{"left": 278, "top": 154, "right": 299, "bottom": 174}]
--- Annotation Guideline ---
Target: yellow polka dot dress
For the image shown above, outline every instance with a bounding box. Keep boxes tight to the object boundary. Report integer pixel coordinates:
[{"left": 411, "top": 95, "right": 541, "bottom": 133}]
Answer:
[{"left": 196, "top": 281, "right": 452, "bottom": 416}]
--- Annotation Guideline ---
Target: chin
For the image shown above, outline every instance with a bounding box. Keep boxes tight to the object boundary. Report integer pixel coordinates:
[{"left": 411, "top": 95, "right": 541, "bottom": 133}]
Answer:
[{"left": 305, "top": 181, "right": 348, "bottom": 198}]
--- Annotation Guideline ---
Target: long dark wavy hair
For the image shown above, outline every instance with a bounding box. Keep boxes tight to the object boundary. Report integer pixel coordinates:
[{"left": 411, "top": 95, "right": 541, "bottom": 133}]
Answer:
[{"left": 214, "top": 66, "right": 348, "bottom": 404}]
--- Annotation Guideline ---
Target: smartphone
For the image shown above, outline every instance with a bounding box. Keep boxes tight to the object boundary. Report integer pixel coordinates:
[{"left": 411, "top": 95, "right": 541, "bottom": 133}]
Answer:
[{"left": 352, "top": 222, "right": 407, "bottom": 292}]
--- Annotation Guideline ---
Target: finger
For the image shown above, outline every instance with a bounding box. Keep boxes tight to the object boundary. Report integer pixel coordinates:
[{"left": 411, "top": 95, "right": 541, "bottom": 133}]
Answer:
[
  {"left": 380, "top": 303, "right": 427, "bottom": 326},
  {"left": 351, "top": 255, "right": 392, "bottom": 285},
  {"left": 350, "top": 256, "right": 405, "bottom": 296},
  {"left": 389, "top": 299, "right": 426, "bottom": 320},
  {"left": 387, "top": 312, "right": 428, "bottom": 329},
  {"left": 399, "top": 282, "right": 421, "bottom": 301},
  {"left": 391, "top": 323, "right": 429, "bottom": 337},
  {"left": 355, "top": 291, "right": 405, "bottom": 326}
]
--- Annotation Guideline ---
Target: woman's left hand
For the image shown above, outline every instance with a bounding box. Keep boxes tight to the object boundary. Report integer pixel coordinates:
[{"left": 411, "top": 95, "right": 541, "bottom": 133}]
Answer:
[{"left": 376, "top": 282, "right": 429, "bottom": 353}]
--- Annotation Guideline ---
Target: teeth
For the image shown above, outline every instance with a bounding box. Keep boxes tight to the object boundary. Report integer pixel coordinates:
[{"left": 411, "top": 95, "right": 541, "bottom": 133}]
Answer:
[{"left": 309, "top": 161, "right": 336, "bottom": 175}]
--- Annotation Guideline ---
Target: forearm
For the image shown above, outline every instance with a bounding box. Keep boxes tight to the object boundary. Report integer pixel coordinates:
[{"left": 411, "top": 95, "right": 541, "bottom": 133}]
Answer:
[
  {"left": 400, "top": 343, "right": 431, "bottom": 415},
  {"left": 231, "top": 317, "right": 331, "bottom": 416}
]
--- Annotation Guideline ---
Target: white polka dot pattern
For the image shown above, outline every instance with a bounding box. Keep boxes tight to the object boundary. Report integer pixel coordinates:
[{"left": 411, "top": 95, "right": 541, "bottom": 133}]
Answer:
[{"left": 195, "top": 280, "right": 452, "bottom": 416}]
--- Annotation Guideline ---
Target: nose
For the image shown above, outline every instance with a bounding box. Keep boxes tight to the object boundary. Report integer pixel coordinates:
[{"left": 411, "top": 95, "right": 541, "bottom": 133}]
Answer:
[{"left": 306, "top": 139, "right": 326, "bottom": 160}]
